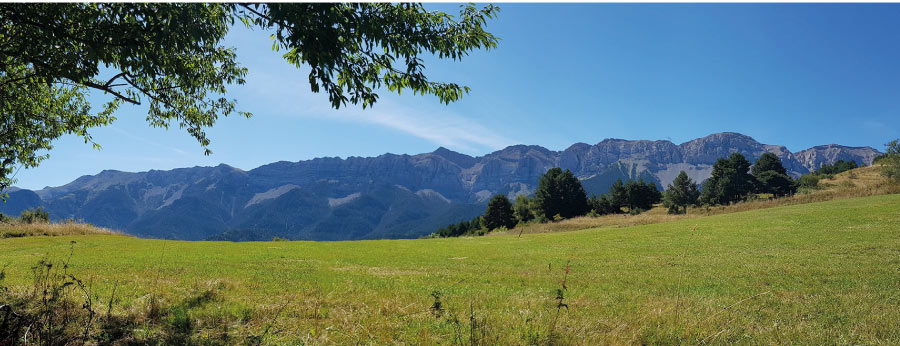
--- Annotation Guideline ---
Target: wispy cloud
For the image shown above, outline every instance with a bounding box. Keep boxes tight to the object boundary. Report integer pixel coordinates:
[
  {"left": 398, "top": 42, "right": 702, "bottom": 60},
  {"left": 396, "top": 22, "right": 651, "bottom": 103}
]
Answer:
[
  {"left": 107, "top": 126, "right": 189, "bottom": 156},
  {"left": 241, "top": 69, "right": 519, "bottom": 153},
  {"left": 329, "top": 102, "right": 517, "bottom": 153}
]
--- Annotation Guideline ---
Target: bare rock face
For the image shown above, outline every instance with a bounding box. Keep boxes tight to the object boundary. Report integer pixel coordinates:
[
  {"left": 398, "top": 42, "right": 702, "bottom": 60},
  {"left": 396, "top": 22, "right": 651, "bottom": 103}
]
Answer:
[
  {"left": 794, "top": 145, "right": 881, "bottom": 171},
  {"left": 3, "top": 132, "right": 881, "bottom": 241}
]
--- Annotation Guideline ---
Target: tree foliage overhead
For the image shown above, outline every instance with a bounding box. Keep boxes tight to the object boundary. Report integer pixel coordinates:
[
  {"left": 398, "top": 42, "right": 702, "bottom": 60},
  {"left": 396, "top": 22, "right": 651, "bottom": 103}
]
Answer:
[
  {"left": 534, "top": 168, "right": 590, "bottom": 220},
  {"left": 0, "top": 3, "right": 500, "bottom": 192}
]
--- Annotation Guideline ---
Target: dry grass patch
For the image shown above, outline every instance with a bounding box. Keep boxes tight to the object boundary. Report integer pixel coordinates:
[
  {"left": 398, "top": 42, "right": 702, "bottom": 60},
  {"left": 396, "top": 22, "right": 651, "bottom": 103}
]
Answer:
[{"left": 0, "top": 221, "right": 122, "bottom": 238}]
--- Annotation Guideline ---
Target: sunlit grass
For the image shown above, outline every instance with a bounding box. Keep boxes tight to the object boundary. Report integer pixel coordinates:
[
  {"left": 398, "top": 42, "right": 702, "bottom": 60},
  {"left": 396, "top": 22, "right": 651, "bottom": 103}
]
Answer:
[
  {"left": 502, "top": 165, "right": 899, "bottom": 237},
  {"left": 2, "top": 193, "right": 899, "bottom": 344}
]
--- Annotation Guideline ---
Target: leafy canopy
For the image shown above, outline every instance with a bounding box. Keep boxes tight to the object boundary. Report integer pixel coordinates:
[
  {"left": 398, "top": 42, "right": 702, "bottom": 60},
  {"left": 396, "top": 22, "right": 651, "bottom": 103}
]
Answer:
[{"left": 0, "top": 3, "right": 500, "bottom": 192}]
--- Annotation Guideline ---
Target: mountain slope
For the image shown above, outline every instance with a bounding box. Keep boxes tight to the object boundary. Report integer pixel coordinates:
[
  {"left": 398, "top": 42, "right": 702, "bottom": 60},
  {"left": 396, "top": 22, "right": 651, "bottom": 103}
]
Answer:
[{"left": 1, "top": 132, "right": 882, "bottom": 240}]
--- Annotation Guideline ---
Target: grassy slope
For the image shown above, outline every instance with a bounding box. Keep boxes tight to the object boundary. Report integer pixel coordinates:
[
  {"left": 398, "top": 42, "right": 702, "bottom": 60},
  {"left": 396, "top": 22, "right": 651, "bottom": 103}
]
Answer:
[
  {"left": 501, "top": 165, "right": 900, "bottom": 237},
  {"left": 1, "top": 194, "right": 899, "bottom": 344}
]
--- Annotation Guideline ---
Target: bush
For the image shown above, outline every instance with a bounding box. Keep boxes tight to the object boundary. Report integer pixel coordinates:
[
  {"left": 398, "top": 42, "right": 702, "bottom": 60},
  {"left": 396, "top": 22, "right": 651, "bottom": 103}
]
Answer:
[
  {"left": 797, "top": 174, "right": 820, "bottom": 189},
  {"left": 19, "top": 207, "right": 49, "bottom": 224}
]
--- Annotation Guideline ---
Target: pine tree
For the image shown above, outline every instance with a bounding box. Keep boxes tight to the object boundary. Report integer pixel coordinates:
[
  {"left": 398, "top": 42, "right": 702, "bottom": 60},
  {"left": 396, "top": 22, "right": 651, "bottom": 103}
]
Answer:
[
  {"left": 700, "top": 153, "right": 756, "bottom": 205},
  {"left": 513, "top": 194, "right": 535, "bottom": 223},
  {"left": 483, "top": 194, "right": 516, "bottom": 231},
  {"left": 662, "top": 171, "right": 700, "bottom": 214},
  {"left": 752, "top": 153, "right": 796, "bottom": 197},
  {"left": 608, "top": 179, "right": 627, "bottom": 213},
  {"left": 535, "top": 168, "right": 590, "bottom": 219}
]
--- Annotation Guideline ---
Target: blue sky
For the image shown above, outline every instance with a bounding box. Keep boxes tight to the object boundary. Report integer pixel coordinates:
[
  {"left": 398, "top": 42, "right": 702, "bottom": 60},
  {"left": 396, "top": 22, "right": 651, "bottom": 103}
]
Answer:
[{"left": 13, "top": 3, "right": 900, "bottom": 190}]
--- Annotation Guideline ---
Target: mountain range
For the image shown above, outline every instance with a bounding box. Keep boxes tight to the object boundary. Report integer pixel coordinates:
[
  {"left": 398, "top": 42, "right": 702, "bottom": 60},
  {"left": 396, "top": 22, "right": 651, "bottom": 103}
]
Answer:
[{"left": 1, "top": 132, "right": 882, "bottom": 241}]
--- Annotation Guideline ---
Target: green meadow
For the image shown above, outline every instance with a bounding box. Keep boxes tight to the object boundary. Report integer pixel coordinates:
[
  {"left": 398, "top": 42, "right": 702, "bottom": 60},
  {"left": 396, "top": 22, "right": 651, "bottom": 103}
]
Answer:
[{"left": 2, "top": 194, "right": 900, "bottom": 345}]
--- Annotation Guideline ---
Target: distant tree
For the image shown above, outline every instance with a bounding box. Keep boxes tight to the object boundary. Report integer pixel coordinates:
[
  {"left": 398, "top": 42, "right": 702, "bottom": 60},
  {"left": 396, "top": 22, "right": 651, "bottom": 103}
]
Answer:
[
  {"left": 662, "top": 171, "right": 700, "bottom": 214},
  {"left": 435, "top": 214, "right": 483, "bottom": 238},
  {"left": 751, "top": 153, "right": 787, "bottom": 176},
  {"left": 483, "top": 194, "right": 516, "bottom": 231},
  {"left": 815, "top": 160, "right": 858, "bottom": 175},
  {"left": 700, "top": 153, "right": 755, "bottom": 205},
  {"left": 535, "top": 168, "right": 590, "bottom": 220},
  {"left": 623, "top": 179, "right": 661, "bottom": 212},
  {"left": 608, "top": 179, "right": 627, "bottom": 213},
  {"left": 0, "top": 3, "right": 500, "bottom": 193},
  {"left": 752, "top": 153, "right": 796, "bottom": 197},
  {"left": 881, "top": 139, "right": 900, "bottom": 181},
  {"left": 513, "top": 194, "right": 535, "bottom": 224},
  {"left": 588, "top": 194, "right": 617, "bottom": 215}
]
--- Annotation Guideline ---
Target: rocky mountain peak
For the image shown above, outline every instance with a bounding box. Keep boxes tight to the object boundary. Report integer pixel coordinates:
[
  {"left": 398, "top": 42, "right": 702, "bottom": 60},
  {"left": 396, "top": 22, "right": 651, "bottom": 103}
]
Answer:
[{"left": 5, "top": 132, "right": 884, "bottom": 241}]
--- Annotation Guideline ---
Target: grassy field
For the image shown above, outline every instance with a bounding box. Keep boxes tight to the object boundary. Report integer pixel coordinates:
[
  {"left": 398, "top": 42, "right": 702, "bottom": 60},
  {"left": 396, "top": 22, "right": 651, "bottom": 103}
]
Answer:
[
  {"left": 2, "top": 193, "right": 899, "bottom": 344},
  {"left": 500, "top": 164, "right": 900, "bottom": 237}
]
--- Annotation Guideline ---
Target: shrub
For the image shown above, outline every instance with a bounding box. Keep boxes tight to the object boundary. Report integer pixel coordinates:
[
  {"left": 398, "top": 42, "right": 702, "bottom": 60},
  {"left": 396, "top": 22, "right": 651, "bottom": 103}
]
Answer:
[
  {"left": 19, "top": 207, "right": 49, "bottom": 224},
  {"left": 881, "top": 139, "right": 900, "bottom": 182},
  {"left": 797, "top": 174, "right": 820, "bottom": 189}
]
